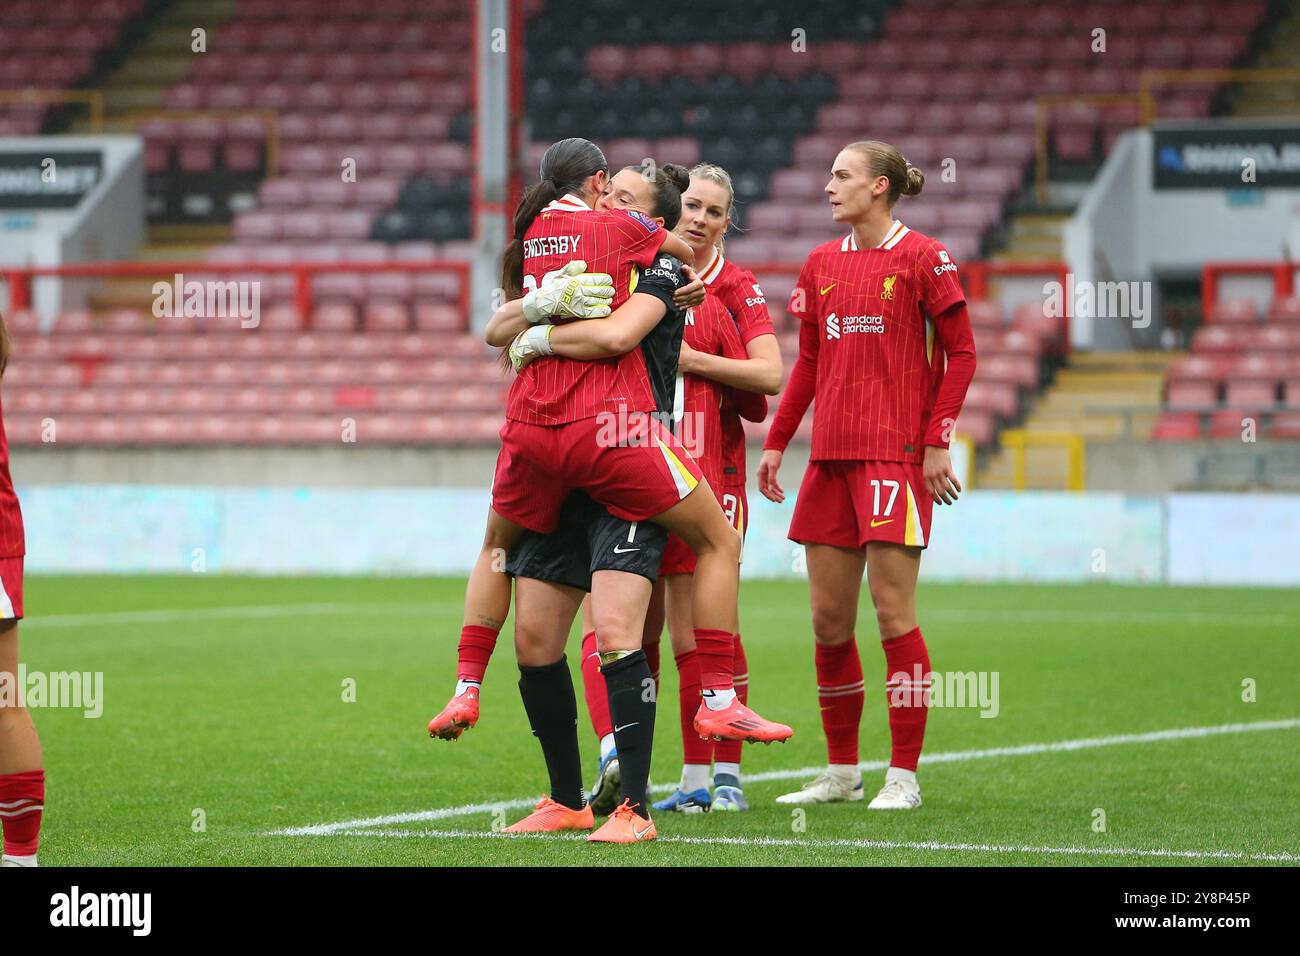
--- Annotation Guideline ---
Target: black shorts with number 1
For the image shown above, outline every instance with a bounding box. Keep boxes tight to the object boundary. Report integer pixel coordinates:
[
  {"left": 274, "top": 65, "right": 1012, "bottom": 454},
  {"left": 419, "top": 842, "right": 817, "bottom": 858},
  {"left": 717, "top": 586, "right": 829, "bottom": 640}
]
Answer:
[{"left": 505, "top": 491, "right": 667, "bottom": 591}]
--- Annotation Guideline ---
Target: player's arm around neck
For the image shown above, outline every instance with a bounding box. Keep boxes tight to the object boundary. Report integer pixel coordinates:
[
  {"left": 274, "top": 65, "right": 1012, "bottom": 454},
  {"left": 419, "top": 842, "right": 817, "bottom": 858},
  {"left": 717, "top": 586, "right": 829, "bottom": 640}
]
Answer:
[{"left": 545, "top": 293, "right": 668, "bottom": 359}]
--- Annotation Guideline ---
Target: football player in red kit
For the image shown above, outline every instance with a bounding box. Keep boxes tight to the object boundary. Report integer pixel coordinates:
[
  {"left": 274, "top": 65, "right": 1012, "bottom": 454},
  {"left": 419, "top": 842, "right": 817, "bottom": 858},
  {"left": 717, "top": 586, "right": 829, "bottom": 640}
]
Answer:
[
  {"left": 0, "top": 314, "right": 43, "bottom": 867},
  {"left": 580, "top": 164, "right": 785, "bottom": 815},
  {"left": 758, "top": 141, "right": 976, "bottom": 810}
]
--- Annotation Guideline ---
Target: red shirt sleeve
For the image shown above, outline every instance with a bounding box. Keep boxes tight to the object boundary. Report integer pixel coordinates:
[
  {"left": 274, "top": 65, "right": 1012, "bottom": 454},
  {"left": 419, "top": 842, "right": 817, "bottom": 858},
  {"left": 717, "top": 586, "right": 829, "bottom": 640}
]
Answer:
[
  {"left": 612, "top": 209, "right": 669, "bottom": 268},
  {"left": 718, "top": 267, "right": 776, "bottom": 344},
  {"left": 764, "top": 310, "right": 819, "bottom": 451},
  {"left": 917, "top": 240, "right": 966, "bottom": 318},
  {"left": 924, "top": 300, "right": 978, "bottom": 448},
  {"left": 765, "top": 255, "right": 821, "bottom": 451},
  {"left": 716, "top": 308, "right": 768, "bottom": 422}
]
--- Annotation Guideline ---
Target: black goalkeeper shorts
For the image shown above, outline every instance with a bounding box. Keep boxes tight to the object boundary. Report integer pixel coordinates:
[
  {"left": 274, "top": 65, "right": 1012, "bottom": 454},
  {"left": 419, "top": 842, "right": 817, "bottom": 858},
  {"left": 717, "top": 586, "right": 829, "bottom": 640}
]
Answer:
[{"left": 505, "top": 491, "right": 666, "bottom": 592}]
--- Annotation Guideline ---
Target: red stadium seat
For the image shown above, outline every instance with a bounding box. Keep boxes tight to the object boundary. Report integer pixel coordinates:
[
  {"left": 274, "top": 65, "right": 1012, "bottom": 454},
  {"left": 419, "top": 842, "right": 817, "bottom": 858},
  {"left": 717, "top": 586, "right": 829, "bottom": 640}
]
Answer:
[
  {"left": 1208, "top": 410, "right": 1259, "bottom": 439},
  {"left": 1207, "top": 300, "right": 1259, "bottom": 324},
  {"left": 1267, "top": 297, "right": 1300, "bottom": 324},
  {"left": 1166, "top": 380, "right": 1218, "bottom": 410},
  {"left": 1224, "top": 380, "right": 1277, "bottom": 408},
  {"left": 1270, "top": 412, "right": 1300, "bottom": 439},
  {"left": 1151, "top": 411, "right": 1202, "bottom": 440}
]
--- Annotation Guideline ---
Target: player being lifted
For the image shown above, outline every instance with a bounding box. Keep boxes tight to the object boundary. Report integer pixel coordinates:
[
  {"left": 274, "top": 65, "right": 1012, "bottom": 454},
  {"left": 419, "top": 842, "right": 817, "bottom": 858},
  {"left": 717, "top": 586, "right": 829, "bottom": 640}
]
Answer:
[
  {"left": 577, "top": 164, "right": 784, "bottom": 815},
  {"left": 758, "top": 141, "right": 976, "bottom": 810},
  {"left": 0, "top": 313, "right": 44, "bottom": 867}
]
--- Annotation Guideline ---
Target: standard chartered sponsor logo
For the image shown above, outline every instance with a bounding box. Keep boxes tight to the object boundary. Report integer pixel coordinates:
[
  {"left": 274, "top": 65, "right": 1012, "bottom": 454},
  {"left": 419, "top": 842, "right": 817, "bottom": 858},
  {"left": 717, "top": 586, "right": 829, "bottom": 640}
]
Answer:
[{"left": 826, "top": 311, "right": 884, "bottom": 339}]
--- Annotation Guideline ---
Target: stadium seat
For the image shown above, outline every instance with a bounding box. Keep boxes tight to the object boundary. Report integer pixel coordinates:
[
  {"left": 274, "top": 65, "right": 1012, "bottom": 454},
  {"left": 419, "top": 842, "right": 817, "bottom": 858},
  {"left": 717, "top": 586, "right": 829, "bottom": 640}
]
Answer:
[{"left": 1207, "top": 300, "right": 1259, "bottom": 324}]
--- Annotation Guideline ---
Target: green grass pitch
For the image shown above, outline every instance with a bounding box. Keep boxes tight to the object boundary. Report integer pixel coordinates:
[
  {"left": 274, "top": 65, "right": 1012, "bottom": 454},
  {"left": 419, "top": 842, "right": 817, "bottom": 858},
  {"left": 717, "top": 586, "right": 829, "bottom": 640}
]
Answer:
[{"left": 19, "top": 575, "right": 1300, "bottom": 866}]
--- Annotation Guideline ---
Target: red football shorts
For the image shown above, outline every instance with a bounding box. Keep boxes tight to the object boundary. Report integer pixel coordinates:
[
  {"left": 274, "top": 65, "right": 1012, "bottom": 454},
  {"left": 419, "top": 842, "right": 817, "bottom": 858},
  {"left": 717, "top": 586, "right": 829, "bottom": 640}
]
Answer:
[
  {"left": 0, "top": 556, "right": 24, "bottom": 620},
  {"left": 788, "top": 460, "right": 932, "bottom": 550},
  {"left": 660, "top": 483, "right": 747, "bottom": 576},
  {"left": 492, "top": 414, "right": 705, "bottom": 533}
]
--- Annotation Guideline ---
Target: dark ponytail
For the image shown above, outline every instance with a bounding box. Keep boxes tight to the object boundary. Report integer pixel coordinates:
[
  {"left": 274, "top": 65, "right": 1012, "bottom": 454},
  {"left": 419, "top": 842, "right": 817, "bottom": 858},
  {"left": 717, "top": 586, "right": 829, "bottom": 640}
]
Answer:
[
  {"left": 500, "top": 137, "right": 608, "bottom": 299},
  {"left": 624, "top": 161, "right": 690, "bottom": 232}
]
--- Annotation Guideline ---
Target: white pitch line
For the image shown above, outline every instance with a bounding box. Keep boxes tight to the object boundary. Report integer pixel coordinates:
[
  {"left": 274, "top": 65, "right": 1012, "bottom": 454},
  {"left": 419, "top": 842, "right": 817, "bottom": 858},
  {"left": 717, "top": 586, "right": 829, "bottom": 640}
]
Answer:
[
  {"left": 22, "top": 601, "right": 452, "bottom": 629},
  {"left": 22, "top": 600, "right": 1300, "bottom": 630},
  {"left": 321, "top": 827, "right": 1300, "bottom": 864},
  {"left": 269, "top": 717, "right": 1300, "bottom": 837}
]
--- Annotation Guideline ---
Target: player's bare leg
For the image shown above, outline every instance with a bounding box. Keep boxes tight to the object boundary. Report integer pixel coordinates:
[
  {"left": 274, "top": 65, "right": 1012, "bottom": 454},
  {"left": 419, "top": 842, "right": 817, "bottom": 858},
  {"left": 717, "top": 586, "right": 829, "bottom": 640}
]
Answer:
[
  {"left": 502, "top": 576, "right": 594, "bottom": 833},
  {"left": 777, "top": 544, "right": 867, "bottom": 805},
  {"left": 0, "top": 621, "right": 44, "bottom": 867},
  {"left": 864, "top": 542, "right": 927, "bottom": 810},
  {"left": 429, "top": 508, "right": 527, "bottom": 740},
  {"left": 653, "top": 482, "right": 791, "bottom": 744}
]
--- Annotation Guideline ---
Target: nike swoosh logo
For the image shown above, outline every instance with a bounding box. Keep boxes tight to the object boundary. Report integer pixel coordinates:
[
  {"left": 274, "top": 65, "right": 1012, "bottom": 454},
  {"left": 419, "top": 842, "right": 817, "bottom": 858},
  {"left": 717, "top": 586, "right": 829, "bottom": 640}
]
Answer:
[
  {"left": 819, "top": 283, "right": 836, "bottom": 295},
  {"left": 614, "top": 722, "right": 639, "bottom": 733},
  {"left": 870, "top": 518, "right": 894, "bottom": 528},
  {"left": 634, "top": 824, "right": 654, "bottom": 839},
  {"left": 613, "top": 545, "right": 640, "bottom": 553}
]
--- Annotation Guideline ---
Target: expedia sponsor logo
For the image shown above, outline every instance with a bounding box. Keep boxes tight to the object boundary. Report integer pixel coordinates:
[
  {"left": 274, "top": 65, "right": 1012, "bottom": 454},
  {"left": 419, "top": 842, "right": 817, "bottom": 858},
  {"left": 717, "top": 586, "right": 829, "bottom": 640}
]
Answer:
[
  {"left": 746, "top": 282, "right": 766, "bottom": 307},
  {"left": 826, "top": 312, "right": 884, "bottom": 339},
  {"left": 933, "top": 249, "right": 956, "bottom": 276},
  {"left": 642, "top": 258, "right": 681, "bottom": 286}
]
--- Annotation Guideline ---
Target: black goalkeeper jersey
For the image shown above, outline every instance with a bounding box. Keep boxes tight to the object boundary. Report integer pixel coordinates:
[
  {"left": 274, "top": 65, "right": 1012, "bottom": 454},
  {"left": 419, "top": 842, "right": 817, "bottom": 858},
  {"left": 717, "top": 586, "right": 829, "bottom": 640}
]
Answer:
[{"left": 628, "top": 253, "right": 689, "bottom": 426}]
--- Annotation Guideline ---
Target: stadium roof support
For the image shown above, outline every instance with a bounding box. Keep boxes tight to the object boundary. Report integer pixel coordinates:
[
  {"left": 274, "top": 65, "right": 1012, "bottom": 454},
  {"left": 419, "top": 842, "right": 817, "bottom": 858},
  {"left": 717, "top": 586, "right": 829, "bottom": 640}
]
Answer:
[{"left": 469, "top": 0, "right": 517, "bottom": 333}]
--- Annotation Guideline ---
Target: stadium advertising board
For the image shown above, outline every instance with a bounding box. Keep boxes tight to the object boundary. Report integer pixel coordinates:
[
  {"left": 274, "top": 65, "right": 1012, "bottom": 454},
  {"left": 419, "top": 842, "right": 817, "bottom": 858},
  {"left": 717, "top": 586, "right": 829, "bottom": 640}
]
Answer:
[
  {"left": 0, "top": 149, "right": 104, "bottom": 208},
  {"left": 1152, "top": 124, "right": 1300, "bottom": 189}
]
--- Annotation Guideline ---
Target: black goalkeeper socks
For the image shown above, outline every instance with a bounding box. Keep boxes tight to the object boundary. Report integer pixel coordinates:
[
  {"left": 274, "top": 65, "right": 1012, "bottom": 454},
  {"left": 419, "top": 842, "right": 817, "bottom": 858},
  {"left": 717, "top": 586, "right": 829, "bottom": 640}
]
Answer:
[
  {"left": 517, "top": 656, "right": 585, "bottom": 811},
  {"left": 602, "top": 650, "right": 657, "bottom": 819}
]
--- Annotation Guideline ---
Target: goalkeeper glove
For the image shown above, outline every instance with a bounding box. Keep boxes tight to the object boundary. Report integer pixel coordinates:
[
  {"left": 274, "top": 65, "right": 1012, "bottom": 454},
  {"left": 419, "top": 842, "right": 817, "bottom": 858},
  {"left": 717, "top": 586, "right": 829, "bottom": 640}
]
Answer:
[
  {"left": 508, "top": 324, "right": 554, "bottom": 371},
  {"left": 521, "top": 260, "right": 614, "bottom": 323}
]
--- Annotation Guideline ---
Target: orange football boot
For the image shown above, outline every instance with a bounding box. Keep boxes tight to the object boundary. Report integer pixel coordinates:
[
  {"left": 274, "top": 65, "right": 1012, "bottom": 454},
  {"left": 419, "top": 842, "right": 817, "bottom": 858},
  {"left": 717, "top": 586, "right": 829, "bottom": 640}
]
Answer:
[
  {"left": 588, "top": 800, "right": 657, "bottom": 843},
  {"left": 428, "top": 686, "right": 480, "bottom": 740},
  {"left": 502, "top": 796, "right": 594, "bottom": 834},
  {"left": 694, "top": 699, "right": 793, "bottom": 744}
]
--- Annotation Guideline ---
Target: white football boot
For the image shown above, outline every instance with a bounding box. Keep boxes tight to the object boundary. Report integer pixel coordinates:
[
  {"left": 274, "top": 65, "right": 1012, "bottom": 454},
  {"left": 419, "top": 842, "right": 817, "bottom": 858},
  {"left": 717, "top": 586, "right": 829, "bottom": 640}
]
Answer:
[
  {"left": 866, "top": 769, "right": 922, "bottom": 810},
  {"left": 775, "top": 767, "right": 864, "bottom": 804}
]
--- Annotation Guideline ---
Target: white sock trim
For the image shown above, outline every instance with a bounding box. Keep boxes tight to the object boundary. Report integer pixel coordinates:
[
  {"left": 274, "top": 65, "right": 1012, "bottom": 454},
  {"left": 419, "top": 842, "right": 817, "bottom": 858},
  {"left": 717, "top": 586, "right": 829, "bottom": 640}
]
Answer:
[
  {"left": 681, "top": 764, "right": 711, "bottom": 794},
  {"left": 885, "top": 766, "right": 918, "bottom": 786},
  {"left": 701, "top": 687, "right": 737, "bottom": 711}
]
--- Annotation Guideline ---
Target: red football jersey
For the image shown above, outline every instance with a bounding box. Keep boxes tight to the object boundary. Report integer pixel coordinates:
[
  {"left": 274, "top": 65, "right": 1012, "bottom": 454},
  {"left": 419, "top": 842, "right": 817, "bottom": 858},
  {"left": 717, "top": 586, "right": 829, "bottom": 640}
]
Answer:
[
  {"left": 505, "top": 193, "right": 669, "bottom": 425},
  {"left": 698, "top": 251, "right": 776, "bottom": 346},
  {"left": 699, "top": 251, "right": 776, "bottom": 487},
  {"left": 782, "top": 221, "right": 965, "bottom": 463},
  {"left": 677, "top": 295, "right": 750, "bottom": 493},
  {"left": 0, "top": 389, "right": 26, "bottom": 558}
]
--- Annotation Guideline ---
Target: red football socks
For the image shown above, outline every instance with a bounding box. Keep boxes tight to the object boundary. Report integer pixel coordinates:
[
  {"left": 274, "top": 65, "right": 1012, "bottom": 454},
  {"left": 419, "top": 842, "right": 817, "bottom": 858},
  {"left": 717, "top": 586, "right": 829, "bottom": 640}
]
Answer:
[
  {"left": 816, "top": 637, "right": 864, "bottom": 766},
  {"left": 580, "top": 630, "right": 613, "bottom": 741},
  {"left": 456, "top": 625, "right": 499, "bottom": 684},
  {"left": 882, "top": 626, "right": 931, "bottom": 772},
  {"left": 674, "top": 650, "right": 712, "bottom": 764},
  {"left": 713, "top": 633, "right": 749, "bottom": 765},
  {"left": 0, "top": 769, "right": 44, "bottom": 857},
  {"left": 692, "top": 628, "right": 735, "bottom": 691}
]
